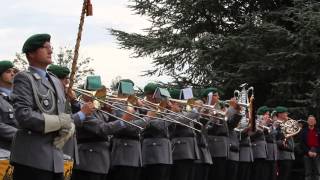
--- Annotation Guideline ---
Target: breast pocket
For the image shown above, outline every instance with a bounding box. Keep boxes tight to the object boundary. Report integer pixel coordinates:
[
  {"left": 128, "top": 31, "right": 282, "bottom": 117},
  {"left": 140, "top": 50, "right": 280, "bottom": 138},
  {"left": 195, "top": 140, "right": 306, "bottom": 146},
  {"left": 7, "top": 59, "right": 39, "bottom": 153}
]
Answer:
[
  {"left": 0, "top": 106, "right": 15, "bottom": 124},
  {"left": 146, "top": 141, "right": 163, "bottom": 147}
]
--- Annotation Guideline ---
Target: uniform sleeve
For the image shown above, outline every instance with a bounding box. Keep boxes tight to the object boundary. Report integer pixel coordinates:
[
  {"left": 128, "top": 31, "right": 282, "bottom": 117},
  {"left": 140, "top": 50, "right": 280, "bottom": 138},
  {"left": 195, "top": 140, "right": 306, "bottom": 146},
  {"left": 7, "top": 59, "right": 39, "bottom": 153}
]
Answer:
[
  {"left": 0, "top": 122, "right": 17, "bottom": 141},
  {"left": 80, "top": 115, "right": 124, "bottom": 138},
  {"left": 12, "top": 73, "right": 47, "bottom": 133},
  {"left": 226, "top": 107, "right": 242, "bottom": 129}
]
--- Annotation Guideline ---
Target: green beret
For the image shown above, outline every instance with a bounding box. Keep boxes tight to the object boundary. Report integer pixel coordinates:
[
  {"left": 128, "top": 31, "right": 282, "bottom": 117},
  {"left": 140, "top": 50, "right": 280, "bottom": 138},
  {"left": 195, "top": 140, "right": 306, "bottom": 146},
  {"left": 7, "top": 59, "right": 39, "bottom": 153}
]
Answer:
[
  {"left": 201, "top": 87, "right": 218, "bottom": 98},
  {"left": 47, "top": 64, "right": 70, "bottom": 79},
  {"left": 257, "top": 106, "right": 270, "bottom": 115},
  {"left": 117, "top": 79, "right": 134, "bottom": 87},
  {"left": 0, "top": 60, "right": 14, "bottom": 75},
  {"left": 144, "top": 83, "right": 159, "bottom": 95},
  {"left": 168, "top": 88, "right": 180, "bottom": 99},
  {"left": 275, "top": 106, "right": 288, "bottom": 113},
  {"left": 22, "top": 34, "right": 51, "bottom": 53}
]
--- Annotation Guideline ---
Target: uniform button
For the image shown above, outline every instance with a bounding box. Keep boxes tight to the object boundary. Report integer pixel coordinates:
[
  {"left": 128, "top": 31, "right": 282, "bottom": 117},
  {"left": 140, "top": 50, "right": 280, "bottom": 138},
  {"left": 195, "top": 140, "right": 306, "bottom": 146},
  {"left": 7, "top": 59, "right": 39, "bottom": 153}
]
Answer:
[
  {"left": 57, "top": 100, "right": 60, "bottom": 104},
  {"left": 124, "top": 143, "right": 128, "bottom": 146},
  {"left": 152, "top": 142, "right": 156, "bottom": 146},
  {"left": 28, "top": 131, "right": 32, "bottom": 135},
  {"left": 89, "top": 149, "right": 93, "bottom": 152},
  {"left": 177, "top": 141, "right": 181, "bottom": 144}
]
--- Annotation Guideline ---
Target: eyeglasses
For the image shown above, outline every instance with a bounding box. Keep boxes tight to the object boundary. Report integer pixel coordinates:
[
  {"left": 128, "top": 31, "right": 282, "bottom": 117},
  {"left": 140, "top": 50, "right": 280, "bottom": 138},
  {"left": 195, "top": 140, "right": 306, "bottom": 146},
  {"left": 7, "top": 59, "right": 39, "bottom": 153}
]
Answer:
[{"left": 42, "top": 45, "right": 53, "bottom": 51}]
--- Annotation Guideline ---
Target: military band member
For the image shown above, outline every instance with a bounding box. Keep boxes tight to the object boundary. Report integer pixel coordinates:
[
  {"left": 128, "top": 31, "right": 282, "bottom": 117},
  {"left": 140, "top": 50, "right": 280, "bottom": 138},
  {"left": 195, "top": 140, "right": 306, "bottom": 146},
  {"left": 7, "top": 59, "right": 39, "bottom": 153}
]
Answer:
[
  {"left": 251, "top": 106, "right": 269, "bottom": 180},
  {"left": 71, "top": 86, "right": 125, "bottom": 180},
  {"left": 47, "top": 64, "right": 96, "bottom": 165},
  {"left": 202, "top": 88, "right": 229, "bottom": 180},
  {"left": 275, "top": 106, "right": 295, "bottom": 180},
  {"left": 141, "top": 84, "right": 172, "bottom": 180},
  {"left": 11, "top": 34, "right": 75, "bottom": 180},
  {"left": 226, "top": 102, "right": 242, "bottom": 180},
  {"left": 237, "top": 128, "right": 253, "bottom": 180},
  {"left": 0, "top": 60, "right": 19, "bottom": 151},
  {"left": 192, "top": 99, "right": 212, "bottom": 180},
  {"left": 109, "top": 79, "right": 144, "bottom": 180},
  {"left": 261, "top": 107, "right": 278, "bottom": 180},
  {"left": 168, "top": 89, "right": 200, "bottom": 180}
]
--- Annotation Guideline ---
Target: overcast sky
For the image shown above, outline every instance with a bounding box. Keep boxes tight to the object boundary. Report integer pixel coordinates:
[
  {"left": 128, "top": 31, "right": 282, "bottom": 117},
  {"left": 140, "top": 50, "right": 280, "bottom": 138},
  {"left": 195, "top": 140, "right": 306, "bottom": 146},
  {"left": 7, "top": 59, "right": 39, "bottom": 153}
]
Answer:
[{"left": 0, "top": 0, "right": 171, "bottom": 89}]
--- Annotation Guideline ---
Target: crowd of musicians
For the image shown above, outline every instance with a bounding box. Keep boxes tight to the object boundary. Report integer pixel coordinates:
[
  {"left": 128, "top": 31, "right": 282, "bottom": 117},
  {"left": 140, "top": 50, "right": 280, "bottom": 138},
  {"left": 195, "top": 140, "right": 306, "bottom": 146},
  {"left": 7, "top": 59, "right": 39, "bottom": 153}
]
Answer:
[{"left": 0, "top": 33, "right": 319, "bottom": 180}]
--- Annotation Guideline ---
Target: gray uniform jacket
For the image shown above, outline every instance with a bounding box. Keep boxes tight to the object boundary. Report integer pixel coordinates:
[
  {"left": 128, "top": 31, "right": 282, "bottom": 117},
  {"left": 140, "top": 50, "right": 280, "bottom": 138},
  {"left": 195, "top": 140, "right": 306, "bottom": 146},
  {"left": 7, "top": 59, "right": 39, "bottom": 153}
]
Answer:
[
  {"left": 111, "top": 118, "right": 145, "bottom": 167},
  {"left": 0, "top": 92, "right": 18, "bottom": 150},
  {"left": 265, "top": 126, "right": 278, "bottom": 161},
  {"left": 74, "top": 110, "right": 124, "bottom": 174},
  {"left": 251, "top": 129, "right": 267, "bottom": 159},
  {"left": 195, "top": 116, "right": 212, "bottom": 164},
  {"left": 276, "top": 128, "right": 295, "bottom": 160},
  {"left": 10, "top": 69, "right": 72, "bottom": 173},
  {"left": 171, "top": 112, "right": 200, "bottom": 161},
  {"left": 206, "top": 118, "right": 229, "bottom": 158},
  {"left": 226, "top": 108, "right": 242, "bottom": 161},
  {"left": 239, "top": 132, "right": 254, "bottom": 162},
  {"left": 141, "top": 116, "right": 172, "bottom": 165}
]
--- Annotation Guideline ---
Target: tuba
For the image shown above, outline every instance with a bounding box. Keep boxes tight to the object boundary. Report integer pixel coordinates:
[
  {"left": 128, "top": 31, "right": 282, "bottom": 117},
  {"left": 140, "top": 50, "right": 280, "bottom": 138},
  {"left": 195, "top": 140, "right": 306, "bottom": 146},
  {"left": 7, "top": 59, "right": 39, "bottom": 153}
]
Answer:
[{"left": 234, "top": 83, "right": 254, "bottom": 131}]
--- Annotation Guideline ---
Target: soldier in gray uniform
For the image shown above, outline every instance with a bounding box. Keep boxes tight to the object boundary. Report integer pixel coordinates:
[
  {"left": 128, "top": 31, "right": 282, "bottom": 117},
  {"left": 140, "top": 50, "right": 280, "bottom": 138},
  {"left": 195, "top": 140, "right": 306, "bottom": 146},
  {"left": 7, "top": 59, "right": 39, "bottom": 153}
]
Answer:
[
  {"left": 0, "top": 60, "right": 18, "bottom": 151},
  {"left": 141, "top": 85, "right": 172, "bottom": 180},
  {"left": 259, "top": 106, "right": 278, "bottom": 180},
  {"left": 11, "top": 34, "right": 76, "bottom": 180},
  {"left": 191, "top": 100, "right": 212, "bottom": 180},
  {"left": 47, "top": 64, "right": 96, "bottom": 166},
  {"left": 275, "top": 106, "right": 295, "bottom": 180},
  {"left": 202, "top": 88, "right": 229, "bottom": 180},
  {"left": 71, "top": 87, "right": 126, "bottom": 180},
  {"left": 168, "top": 89, "right": 200, "bottom": 180},
  {"left": 264, "top": 123, "right": 278, "bottom": 180},
  {"left": 226, "top": 104, "right": 242, "bottom": 180},
  {"left": 108, "top": 79, "right": 145, "bottom": 180},
  {"left": 237, "top": 129, "right": 254, "bottom": 180},
  {"left": 251, "top": 106, "right": 269, "bottom": 180}
]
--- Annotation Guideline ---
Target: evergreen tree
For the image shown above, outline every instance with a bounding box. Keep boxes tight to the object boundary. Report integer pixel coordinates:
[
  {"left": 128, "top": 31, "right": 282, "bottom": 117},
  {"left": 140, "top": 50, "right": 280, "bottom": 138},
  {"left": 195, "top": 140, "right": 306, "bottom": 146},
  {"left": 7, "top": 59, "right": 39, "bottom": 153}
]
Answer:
[{"left": 111, "top": 0, "right": 320, "bottom": 118}]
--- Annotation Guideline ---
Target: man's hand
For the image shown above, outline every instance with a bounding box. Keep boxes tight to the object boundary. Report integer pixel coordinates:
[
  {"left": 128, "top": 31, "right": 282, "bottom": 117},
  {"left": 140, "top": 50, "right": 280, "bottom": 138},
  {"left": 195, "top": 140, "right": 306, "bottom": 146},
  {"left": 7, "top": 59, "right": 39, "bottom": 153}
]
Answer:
[
  {"left": 81, "top": 102, "right": 95, "bottom": 116},
  {"left": 58, "top": 113, "right": 73, "bottom": 129},
  {"left": 53, "top": 123, "right": 75, "bottom": 150}
]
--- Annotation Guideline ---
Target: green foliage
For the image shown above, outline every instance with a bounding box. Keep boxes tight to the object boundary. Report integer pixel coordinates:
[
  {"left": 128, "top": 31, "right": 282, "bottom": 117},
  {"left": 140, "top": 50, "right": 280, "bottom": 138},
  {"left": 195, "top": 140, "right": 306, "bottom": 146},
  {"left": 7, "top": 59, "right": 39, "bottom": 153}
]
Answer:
[{"left": 111, "top": 0, "right": 320, "bottom": 119}]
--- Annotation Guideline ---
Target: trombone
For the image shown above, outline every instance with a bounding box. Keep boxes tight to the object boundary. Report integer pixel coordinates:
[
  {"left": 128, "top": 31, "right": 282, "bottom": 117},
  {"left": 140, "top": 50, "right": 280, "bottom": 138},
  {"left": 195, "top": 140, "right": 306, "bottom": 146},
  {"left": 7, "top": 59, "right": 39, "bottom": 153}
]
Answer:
[
  {"left": 74, "top": 88, "right": 145, "bottom": 130},
  {"left": 168, "top": 98, "right": 227, "bottom": 121},
  {"left": 103, "top": 96, "right": 202, "bottom": 133},
  {"left": 75, "top": 88, "right": 201, "bottom": 132}
]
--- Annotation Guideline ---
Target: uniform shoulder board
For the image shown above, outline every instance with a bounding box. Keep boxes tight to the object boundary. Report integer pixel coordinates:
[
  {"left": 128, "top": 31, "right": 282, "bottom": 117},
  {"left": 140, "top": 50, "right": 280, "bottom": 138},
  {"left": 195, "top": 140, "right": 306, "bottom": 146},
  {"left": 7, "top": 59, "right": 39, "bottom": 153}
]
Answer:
[
  {"left": 32, "top": 73, "right": 41, "bottom": 80},
  {"left": 0, "top": 92, "right": 5, "bottom": 97}
]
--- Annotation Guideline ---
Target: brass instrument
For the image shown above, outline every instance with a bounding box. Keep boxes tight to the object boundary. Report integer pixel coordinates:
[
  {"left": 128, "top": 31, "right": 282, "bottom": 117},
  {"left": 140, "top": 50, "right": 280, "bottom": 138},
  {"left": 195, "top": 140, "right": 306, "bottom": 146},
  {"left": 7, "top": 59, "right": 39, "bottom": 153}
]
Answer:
[
  {"left": 168, "top": 98, "right": 227, "bottom": 121},
  {"left": 74, "top": 88, "right": 145, "bottom": 130},
  {"left": 256, "top": 116, "right": 272, "bottom": 133},
  {"left": 75, "top": 88, "right": 202, "bottom": 132},
  {"left": 234, "top": 83, "right": 254, "bottom": 132},
  {"left": 276, "top": 118, "right": 301, "bottom": 138}
]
